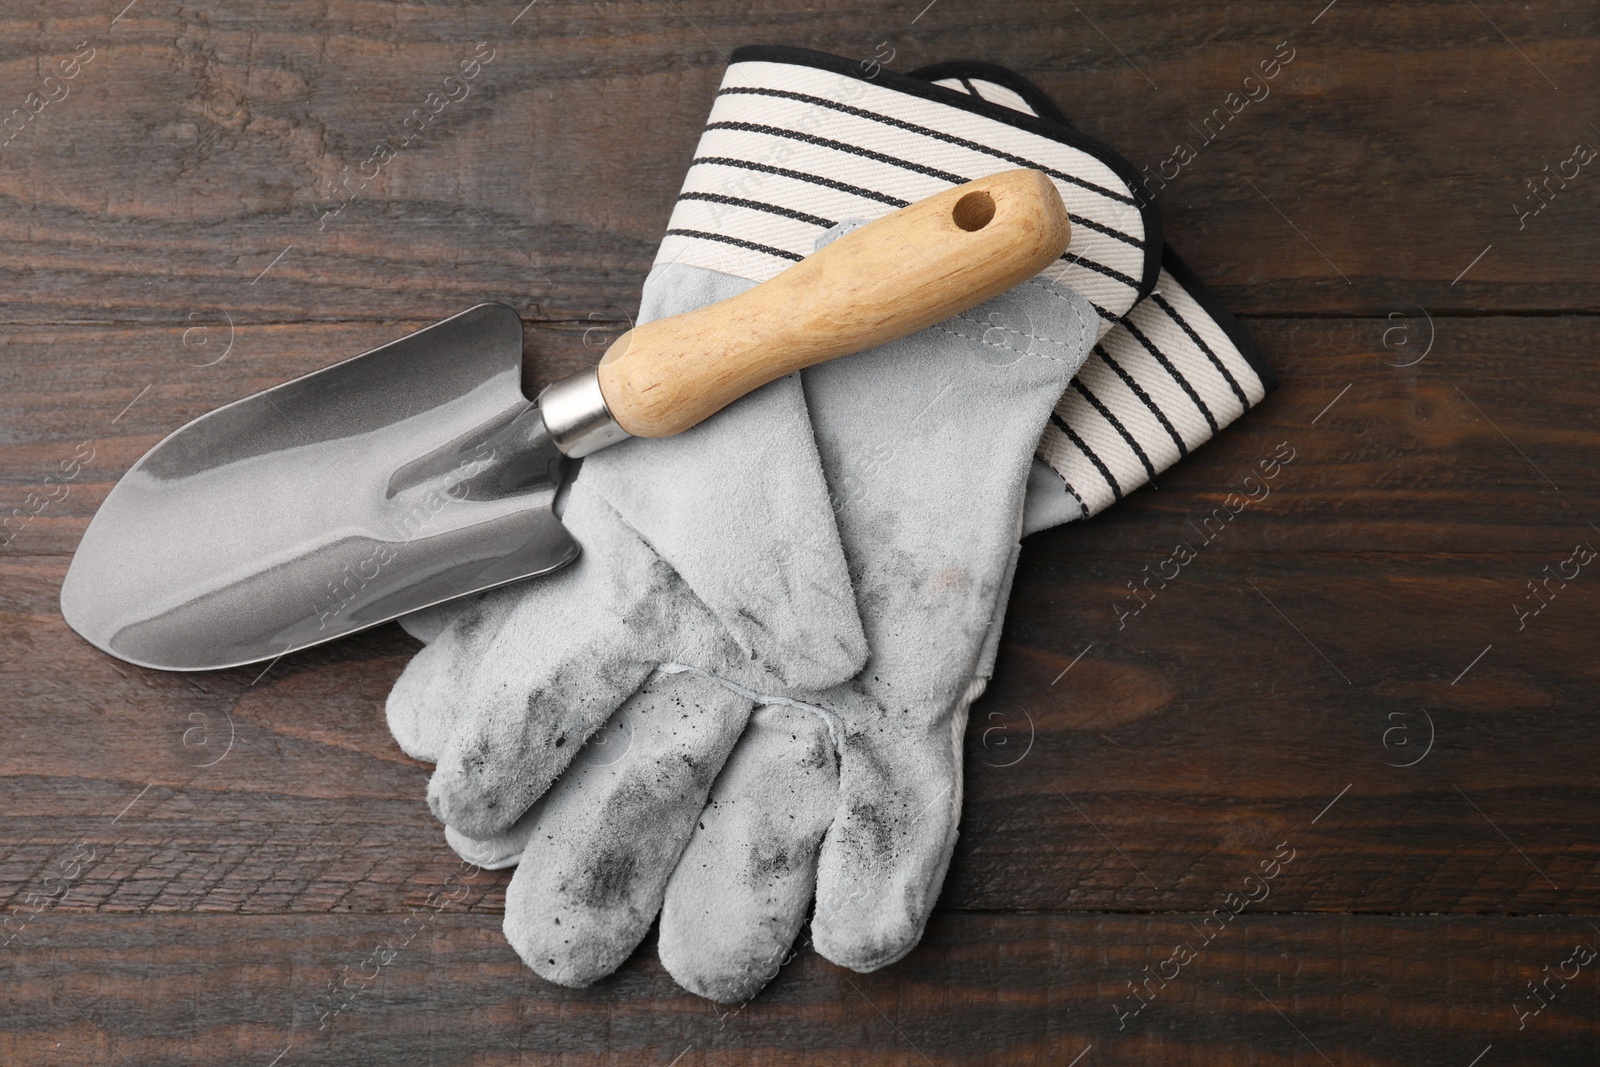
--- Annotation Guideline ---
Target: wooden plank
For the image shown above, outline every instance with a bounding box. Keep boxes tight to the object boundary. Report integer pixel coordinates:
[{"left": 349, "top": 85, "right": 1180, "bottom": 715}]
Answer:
[
  {"left": 0, "top": 2, "right": 1593, "bottom": 325},
  {"left": 4, "top": 535, "right": 1599, "bottom": 916},
  {"left": 2, "top": 315, "right": 1594, "bottom": 557},
  {"left": 3, "top": 1, "right": 1599, "bottom": 1061},
  {"left": 4, "top": 912, "right": 1599, "bottom": 1065},
  {"left": 2, "top": 312, "right": 1597, "bottom": 915}
]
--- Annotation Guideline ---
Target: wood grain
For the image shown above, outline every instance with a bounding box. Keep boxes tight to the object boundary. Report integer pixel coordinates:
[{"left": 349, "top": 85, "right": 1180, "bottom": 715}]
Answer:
[
  {"left": 2, "top": 319, "right": 1597, "bottom": 917},
  {"left": 3, "top": 0, "right": 1599, "bottom": 1062},
  {"left": 3, "top": 316, "right": 1592, "bottom": 556},
  {"left": 0, "top": 2, "right": 1592, "bottom": 326},
  {"left": 6, "top": 913, "right": 1600, "bottom": 1066}
]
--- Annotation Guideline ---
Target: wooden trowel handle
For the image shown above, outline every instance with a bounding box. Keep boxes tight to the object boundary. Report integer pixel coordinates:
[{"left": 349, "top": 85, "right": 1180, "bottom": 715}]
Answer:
[{"left": 596, "top": 168, "right": 1073, "bottom": 439}]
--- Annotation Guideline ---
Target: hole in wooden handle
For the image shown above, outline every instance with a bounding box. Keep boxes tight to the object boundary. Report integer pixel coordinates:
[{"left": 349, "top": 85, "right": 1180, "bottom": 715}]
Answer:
[{"left": 952, "top": 190, "right": 995, "bottom": 231}]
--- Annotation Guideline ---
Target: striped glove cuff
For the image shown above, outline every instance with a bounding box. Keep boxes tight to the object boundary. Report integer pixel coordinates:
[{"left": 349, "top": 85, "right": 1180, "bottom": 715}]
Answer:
[
  {"left": 655, "top": 46, "right": 1274, "bottom": 523},
  {"left": 655, "top": 46, "right": 1160, "bottom": 327},
  {"left": 915, "top": 60, "right": 1277, "bottom": 519}
]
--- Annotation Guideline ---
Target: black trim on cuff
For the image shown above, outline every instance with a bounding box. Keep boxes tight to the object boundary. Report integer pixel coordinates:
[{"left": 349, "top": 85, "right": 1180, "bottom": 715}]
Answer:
[
  {"left": 1160, "top": 246, "right": 1277, "bottom": 394},
  {"left": 905, "top": 58, "right": 1072, "bottom": 127},
  {"left": 726, "top": 45, "right": 1163, "bottom": 303}
]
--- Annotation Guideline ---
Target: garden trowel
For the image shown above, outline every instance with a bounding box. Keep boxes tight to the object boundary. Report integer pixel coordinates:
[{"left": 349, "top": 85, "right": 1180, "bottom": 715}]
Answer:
[{"left": 61, "top": 169, "right": 1071, "bottom": 670}]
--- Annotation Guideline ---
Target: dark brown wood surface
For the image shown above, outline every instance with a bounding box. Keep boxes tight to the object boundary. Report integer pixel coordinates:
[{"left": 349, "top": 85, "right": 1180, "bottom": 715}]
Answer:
[{"left": 3, "top": 1, "right": 1598, "bottom": 1064}]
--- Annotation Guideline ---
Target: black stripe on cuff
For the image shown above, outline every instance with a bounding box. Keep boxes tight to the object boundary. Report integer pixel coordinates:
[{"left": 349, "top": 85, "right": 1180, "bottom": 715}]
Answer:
[
  {"left": 714, "top": 86, "right": 1144, "bottom": 218},
  {"left": 706, "top": 120, "right": 970, "bottom": 185},
  {"left": 1050, "top": 412, "right": 1122, "bottom": 501},
  {"left": 1062, "top": 251, "right": 1141, "bottom": 290},
  {"left": 691, "top": 157, "right": 910, "bottom": 208},
  {"left": 725, "top": 45, "right": 1162, "bottom": 301},
  {"left": 677, "top": 191, "right": 837, "bottom": 230},
  {"left": 1159, "top": 245, "right": 1277, "bottom": 394},
  {"left": 663, "top": 229, "right": 805, "bottom": 262},
  {"left": 1095, "top": 342, "right": 1188, "bottom": 458},
  {"left": 1150, "top": 290, "right": 1250, "bottom": 409},
  {"left": 1071, "top": 376, "right": 1158, "bottom": 482},
  {"left": 1122, "top": 318, "right": 1219, "bottom": 435}
]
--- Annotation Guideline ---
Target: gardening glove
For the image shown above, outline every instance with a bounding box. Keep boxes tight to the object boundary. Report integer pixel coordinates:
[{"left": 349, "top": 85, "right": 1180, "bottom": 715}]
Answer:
[
  {"left": 655, "top": 60, "right": 1276, "bottom": 1001},
  {"left": 656, "top": 246, "right": 1275, "bottom": 1002},
  {"left": 414, "top": 46, "right": 1163, "bottom": 990},
  {"left": 382, "top": 159, "right": 871, "bottom": 837}
]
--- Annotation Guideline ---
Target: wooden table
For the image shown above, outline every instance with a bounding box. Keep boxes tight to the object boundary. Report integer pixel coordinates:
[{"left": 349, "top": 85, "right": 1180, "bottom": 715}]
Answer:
[{"left": 3, "top": 2, "right": 1597, "bottom": 1063}]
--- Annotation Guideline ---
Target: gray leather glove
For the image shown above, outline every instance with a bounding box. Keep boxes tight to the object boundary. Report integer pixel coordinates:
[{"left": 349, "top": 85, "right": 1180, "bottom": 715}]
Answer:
[
  {"left": 399, "top": 46, "right": 1164, "bottom": 992},
  {"left": 384, "top": 250, "right": 868, "bottom": 841},
  {"left": 393, "top": 49, "right": 1275, "bottom": 1001},
  {"left": 656, "top": 60, "right": 1276, "bottom": 1001},
  {"left": 662, "top": 246, "right": 1275, "bottom": 1005}
]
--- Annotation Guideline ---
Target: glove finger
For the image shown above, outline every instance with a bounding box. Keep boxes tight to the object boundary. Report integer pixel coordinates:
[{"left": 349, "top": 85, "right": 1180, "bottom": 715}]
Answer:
[
  {"left": 391, "top": 487, "right": 692, "bottom": 837},
  {"left": 445, "top": 808, "right": 537, "bottom": 871},
  {"left": 659, "top": 704, "right": 838, "bottom": 1003},
  {"left": 442, "top": 705, "right": 646, "bottom": 871},
  {"left": 384, "top": 592, "right": 503, "bottom": 763},
  {"left": 502, "top": 670, "right": 753, "bottom": 987},
  {"left": 812, "top": 708, "right": 965, "bottom": 972},
  {"left": 396, "top": 594, "right": 480, "bottom": 646}
]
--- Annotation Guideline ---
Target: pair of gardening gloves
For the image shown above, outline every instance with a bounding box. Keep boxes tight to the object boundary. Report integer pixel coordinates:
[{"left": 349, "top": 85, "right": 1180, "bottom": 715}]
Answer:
[{"left": 386, "top": 47, "right": 1273, "bottom": 1002}]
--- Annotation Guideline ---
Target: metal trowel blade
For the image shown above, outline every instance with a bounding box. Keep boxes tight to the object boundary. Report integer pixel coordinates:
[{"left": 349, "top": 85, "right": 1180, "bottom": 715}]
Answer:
[{"left": 60, "top": 303, "right": 579, "bottom": 671}]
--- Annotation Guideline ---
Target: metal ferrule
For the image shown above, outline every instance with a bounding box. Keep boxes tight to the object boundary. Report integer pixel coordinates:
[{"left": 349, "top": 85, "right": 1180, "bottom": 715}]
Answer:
[{"left": 538, "top": 367, "right": 628, "bottom": 458}]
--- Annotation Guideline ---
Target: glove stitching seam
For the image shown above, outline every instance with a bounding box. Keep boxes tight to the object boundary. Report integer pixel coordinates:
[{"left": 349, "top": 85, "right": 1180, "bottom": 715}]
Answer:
[
  {"left": 656, "top": 662, "right": 846, "bottom": 755},
  {"left": 931, "top": 319, "right": 1078, "bottom": 354}
]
